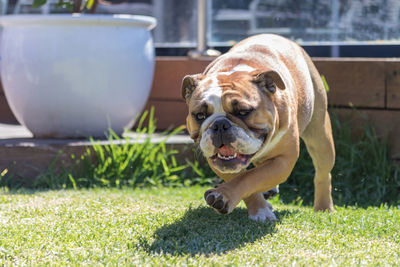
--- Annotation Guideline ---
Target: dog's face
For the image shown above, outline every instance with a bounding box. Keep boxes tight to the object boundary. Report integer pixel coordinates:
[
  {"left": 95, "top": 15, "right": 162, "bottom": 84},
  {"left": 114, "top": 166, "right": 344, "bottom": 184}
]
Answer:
[{"left": 182, "top": 69, "right": 285, "bottom": 173}]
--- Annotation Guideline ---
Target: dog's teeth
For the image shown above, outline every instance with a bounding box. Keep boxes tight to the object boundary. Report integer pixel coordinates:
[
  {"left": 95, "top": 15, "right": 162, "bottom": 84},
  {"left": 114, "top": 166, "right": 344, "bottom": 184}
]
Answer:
[{"left": 217, "top": 152, "right": 238, "bottom": 160}]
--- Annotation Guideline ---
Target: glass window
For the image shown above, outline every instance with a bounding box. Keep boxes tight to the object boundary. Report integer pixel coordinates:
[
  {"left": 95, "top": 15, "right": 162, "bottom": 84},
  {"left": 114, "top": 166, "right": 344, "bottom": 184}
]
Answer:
[
  {"left": 97, "top": 0, "right": 198, "bottom": 47},
  {"left": 6, "top": 0, "right": 400, "bottom": 48},
  {"left": 5, "top": 0, "right": 197, "bottom": 47},
  {"left": 210, "top": 0, "right": 400, "bottom": 46}
]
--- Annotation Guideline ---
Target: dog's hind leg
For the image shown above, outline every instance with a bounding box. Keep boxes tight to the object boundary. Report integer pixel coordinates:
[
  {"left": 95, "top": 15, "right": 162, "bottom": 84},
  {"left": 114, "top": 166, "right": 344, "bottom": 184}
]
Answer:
[
  {"left": 244, "top": 193, "right": 276, "bottom": 222},
  {"left": 300, "top": 49, "right": 335, "bottom": 212},
  {"left": 302, "top": 110, "right": 335, "bottom": 212}
]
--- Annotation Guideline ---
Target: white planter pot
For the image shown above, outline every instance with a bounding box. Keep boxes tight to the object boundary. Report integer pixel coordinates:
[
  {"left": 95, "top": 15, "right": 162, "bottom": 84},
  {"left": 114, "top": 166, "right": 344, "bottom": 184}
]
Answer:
[{"left": 0, "top": 14, "right": 156, "bottom": 138}]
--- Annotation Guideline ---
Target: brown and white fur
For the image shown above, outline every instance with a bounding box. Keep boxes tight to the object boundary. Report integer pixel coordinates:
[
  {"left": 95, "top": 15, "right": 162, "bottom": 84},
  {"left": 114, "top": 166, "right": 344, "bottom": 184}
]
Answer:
[{"left": 181, "top": 34, "right": 335, "bottom": 222}]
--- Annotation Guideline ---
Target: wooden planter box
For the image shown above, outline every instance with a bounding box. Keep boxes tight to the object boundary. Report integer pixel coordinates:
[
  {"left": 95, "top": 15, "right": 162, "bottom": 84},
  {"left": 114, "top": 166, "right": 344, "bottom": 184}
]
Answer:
[{"left": 1, "top": 57, "right": 400, "bottom": 159}]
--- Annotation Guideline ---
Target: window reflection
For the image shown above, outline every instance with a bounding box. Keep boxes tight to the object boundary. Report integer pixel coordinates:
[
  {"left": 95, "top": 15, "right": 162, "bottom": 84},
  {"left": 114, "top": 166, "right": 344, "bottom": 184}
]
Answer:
[
  {"left": 211, "top": 0, "right": 400, "bottom": 45},
  {"left": 5, "top": 0, "right": 400, "bottom": 46}
]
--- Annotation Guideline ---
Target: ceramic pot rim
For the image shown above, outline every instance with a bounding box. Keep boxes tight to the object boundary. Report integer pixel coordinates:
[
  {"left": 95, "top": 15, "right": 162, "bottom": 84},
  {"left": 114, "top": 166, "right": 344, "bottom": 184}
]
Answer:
[{"left": 0, "top": 14, "right": 157, "bottom": 30}]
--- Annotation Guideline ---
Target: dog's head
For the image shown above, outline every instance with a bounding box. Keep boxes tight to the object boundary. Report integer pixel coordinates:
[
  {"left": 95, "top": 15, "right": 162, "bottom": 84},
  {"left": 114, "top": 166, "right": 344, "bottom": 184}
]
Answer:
[{"left": 181, "top": 68, "right": 286, "bottom": 173}]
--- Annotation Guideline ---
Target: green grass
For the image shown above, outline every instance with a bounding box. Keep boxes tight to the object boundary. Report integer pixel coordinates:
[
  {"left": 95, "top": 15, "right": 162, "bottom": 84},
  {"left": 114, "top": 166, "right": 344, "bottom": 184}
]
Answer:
[{"left": 0, "top": 187, "right": 399, "bottom": 266}]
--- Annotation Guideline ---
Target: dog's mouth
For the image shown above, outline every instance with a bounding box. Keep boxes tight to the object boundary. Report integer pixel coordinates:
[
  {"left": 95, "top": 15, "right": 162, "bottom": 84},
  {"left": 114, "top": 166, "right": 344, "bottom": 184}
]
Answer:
[{"left": 210, "top": 145, "right": 254, "bottom": 170}]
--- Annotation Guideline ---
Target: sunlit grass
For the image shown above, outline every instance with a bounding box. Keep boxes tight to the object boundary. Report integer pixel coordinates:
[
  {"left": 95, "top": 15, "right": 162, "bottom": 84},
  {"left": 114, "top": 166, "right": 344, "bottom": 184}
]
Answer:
[{"left": 0, "top": 187, "right": 399, "bottom": 265}]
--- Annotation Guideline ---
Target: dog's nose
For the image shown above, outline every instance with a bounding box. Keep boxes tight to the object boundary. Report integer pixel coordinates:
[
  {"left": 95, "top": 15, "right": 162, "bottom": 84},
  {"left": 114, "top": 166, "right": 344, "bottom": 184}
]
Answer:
[
  {"left": 211, "top": 118, "right": 232, "bottom": 132},
  {"left": 210, "top": 118, "right": 235, "bottom": 148}
]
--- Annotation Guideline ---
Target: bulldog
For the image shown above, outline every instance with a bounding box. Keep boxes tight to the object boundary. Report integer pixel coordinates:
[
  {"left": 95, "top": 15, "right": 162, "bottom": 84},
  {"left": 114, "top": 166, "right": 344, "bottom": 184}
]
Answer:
[{"left": 181, "top": 34, "right": 335, "bottom": 222}]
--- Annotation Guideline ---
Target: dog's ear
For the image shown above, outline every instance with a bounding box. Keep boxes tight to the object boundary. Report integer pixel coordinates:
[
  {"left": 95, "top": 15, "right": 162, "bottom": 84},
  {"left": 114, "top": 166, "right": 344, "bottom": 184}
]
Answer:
[
  {"left": 181, "top": 74, "right": 202, "bottom": 101},
  {"left": 253, "top": 70, "right": 286, "bottom": 93}
]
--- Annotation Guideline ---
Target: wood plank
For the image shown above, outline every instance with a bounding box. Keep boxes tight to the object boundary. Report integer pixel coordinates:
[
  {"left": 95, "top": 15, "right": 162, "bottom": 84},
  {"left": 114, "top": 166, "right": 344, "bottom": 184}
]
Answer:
[
  {"left": 150, "top": 58, "right": 388, "bottom": 108},
  {"left": 150, "top": 57, "right": 212, "bottom": 100},
  {"left": 0, "top": 133, "right": 194, "bottom": 182},
  {"left": 333, "top": 108, "right": 400, "bottom": 159},
  {"left": 314, "top": 60, "right": 385, "bottom": 108},
  {"left": 141, "top": 99, "right": 188, "bottom": 130},
  {"left": 385, "top": 61, "right": 400, "bottom": 109}
]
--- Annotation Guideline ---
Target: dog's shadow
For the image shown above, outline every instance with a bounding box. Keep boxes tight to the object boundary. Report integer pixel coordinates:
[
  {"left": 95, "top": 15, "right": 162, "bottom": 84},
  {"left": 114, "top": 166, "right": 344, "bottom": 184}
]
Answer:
[{"left": 143, "top": 206, "right": 297, "bottom": 256}]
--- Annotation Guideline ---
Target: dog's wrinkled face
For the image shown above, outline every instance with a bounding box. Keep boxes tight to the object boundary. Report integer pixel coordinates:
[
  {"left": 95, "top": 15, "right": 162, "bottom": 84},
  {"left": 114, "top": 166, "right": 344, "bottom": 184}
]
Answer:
[{"left": 182, "top": 68, "right": 285, "bottom": 173}]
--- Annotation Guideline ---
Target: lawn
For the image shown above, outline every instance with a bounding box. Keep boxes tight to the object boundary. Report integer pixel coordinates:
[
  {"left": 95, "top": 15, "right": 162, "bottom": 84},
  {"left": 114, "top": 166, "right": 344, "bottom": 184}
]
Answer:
[{"left": 0, "top": 187, "right": 399, "bottom": 266}]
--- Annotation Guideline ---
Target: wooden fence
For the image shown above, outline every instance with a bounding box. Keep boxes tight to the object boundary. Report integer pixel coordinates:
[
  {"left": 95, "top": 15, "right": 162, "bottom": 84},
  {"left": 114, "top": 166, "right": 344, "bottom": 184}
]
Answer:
[{"left": 1, "top": 57, "right": 399, "bottom": 159}]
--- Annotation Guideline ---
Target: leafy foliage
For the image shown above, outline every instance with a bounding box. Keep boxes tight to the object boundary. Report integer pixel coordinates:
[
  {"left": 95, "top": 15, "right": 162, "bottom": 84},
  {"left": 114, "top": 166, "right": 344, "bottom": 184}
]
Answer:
[
  {"left": 32, "top": 108, "right": 216, "bottom": 189},
  {"left": 280, "top": 111, "right": 400, "bottom": 207}
]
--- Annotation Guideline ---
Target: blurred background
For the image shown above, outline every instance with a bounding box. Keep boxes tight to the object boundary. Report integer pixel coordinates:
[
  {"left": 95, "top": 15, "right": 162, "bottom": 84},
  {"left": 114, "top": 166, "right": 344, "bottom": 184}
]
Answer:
[{"left": 2, "top": 0, "right": 400, "bottom": 57}]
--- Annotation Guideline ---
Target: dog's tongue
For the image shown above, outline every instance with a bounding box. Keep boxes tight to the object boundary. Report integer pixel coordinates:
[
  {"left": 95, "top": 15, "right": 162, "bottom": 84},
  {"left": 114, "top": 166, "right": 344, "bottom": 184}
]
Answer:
[{"left": 218, "top": 145, "right": 236, "bottom": 156}]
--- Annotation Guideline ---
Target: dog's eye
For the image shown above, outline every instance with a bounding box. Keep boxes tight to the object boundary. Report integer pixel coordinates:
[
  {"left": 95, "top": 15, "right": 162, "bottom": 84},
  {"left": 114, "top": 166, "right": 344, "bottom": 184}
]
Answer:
[
  {"left": 195, "top": 112, "right": 207, "bottom": 121},
  {"left": 237, "top": 109, "right": 253, "bottom": 117}
]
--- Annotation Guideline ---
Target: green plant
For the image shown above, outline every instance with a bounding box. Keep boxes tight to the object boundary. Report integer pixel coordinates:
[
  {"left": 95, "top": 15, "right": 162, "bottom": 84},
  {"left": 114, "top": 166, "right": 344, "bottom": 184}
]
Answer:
[
  {"left": 33, "top": 0, "right": 99, "bottom": 13},
  {"left": 33, "top": 108, "right": 217, "bottom": 189},
  {"left": 70, "top": 112, "right": 186, "bottom": 188},
  {"left": 280, "top": 111, "right": 400, "bottom": 207}
]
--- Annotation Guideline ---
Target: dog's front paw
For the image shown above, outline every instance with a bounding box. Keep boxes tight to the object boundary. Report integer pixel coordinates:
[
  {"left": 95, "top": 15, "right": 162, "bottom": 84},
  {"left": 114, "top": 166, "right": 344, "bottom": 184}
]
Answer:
[
  {"left": 204, "top": 187, "right": 240, "bottom": 214},
  {"left": 204, "top": 189, "right": 229, "bottom": 214}
]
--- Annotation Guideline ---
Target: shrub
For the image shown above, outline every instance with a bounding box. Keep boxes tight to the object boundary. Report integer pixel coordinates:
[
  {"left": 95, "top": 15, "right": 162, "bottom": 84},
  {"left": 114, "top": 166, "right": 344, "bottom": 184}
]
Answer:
[
  {"left": 32, "top": 108, "right": 216, "bottom": 189},
  {"left": 280, "top": 111, "right": 400, "bottom": 207}
]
